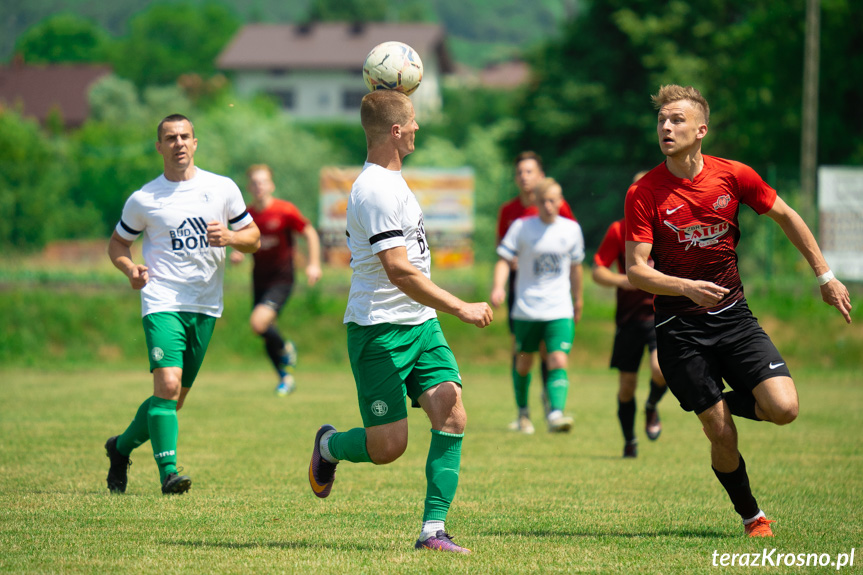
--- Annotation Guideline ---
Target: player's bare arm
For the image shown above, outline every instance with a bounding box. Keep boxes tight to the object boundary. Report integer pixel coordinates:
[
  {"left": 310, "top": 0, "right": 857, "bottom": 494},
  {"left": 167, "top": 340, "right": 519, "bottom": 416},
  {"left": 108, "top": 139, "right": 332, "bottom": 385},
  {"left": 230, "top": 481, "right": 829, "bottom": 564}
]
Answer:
[
  {"left": 490, "top": 258, "right": 512, "bottom": 308},
  {"left": 207, "top": 221, "right": 261, "bottom": 253},
  {"left": 302, "top": 224, "right": 323, "bottom": 286},
  {"left": 592, "top": 264, "right": 638, "bottom": 291},
  {"left": 378, "top": 246, "right": 493, "bottom": 327},
  {"left": 625, "top": 240, "right": 729, "bottom": 308},
  {"left": 765, "top": 197, "right": 852, "bottom": 323},
  {"left": 571, "top": 263, "right": 584, "bottom": 324},
  {"left": 108, "top": 231, "right": 148, "bottom": 289}
]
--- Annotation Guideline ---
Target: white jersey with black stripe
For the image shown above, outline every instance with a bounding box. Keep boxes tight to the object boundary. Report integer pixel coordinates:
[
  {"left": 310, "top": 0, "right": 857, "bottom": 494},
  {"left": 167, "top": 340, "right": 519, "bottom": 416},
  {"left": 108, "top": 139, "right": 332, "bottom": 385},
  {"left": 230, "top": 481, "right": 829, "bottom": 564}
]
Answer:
[
  {"left": 497, "top": 215, "right": 585, "bottom": 321},
  {"left": 344, "top": 162, "right": 436, "bottom": 326},
  {"left": 115, "top": 168, "right": 252, "bottom": 318}
]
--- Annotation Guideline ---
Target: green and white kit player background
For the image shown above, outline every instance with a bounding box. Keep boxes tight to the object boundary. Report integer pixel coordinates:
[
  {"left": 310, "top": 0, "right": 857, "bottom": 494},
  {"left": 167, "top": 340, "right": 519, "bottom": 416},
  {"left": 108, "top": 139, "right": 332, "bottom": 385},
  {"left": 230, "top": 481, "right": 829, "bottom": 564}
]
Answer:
[
  {"left": 308, "top": 91, "right": 493, "bottom": 555},
  {"left": 105, "top": 114, "right": 260, "bottom": 495},
  {"left": 491, "top": 178, "right": 585, "bottom": 433}
]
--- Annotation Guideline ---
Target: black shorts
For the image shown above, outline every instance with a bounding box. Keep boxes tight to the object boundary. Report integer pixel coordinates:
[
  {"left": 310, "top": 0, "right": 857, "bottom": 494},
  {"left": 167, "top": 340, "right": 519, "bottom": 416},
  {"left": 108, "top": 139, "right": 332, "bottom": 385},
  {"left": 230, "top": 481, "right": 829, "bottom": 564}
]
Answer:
[
  {"left": 654, "top": 298, "right": 791, "bottom": 415},
  {"left": 610, "top": 319, "right": 656, "bottom": 373},
  {"left": 253, "top": 282, "right": 294, "bottom": 314}
]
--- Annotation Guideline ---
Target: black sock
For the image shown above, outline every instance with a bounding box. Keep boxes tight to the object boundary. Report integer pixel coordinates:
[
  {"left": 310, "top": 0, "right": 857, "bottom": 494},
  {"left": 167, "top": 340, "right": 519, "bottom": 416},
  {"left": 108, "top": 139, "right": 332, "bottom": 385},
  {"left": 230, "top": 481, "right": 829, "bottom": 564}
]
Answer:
[
  {"left": 723, "top": 391, "right": 760, "bottom": 421},
  {"left": 712, "top": 454, "right": 759, "bottom": 520},
  {"left": 645, "top": 379, "right": 667, "bottom": 410},
  {"left": 262, "top": 325, "right": 286, "bottom": 372},
  {"left": 618, "top": 398, "right": 636, "bottom": 442},
  {"left": 540, "top": 361, "right": 549, "bottom": 386}
]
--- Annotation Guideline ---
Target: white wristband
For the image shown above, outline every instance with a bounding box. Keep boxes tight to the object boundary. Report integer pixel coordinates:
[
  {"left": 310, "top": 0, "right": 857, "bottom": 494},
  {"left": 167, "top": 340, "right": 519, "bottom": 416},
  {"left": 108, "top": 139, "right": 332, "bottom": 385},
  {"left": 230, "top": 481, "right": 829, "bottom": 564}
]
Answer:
[{"left": 817, "top": 270, "right": 835, "bottom": 286}]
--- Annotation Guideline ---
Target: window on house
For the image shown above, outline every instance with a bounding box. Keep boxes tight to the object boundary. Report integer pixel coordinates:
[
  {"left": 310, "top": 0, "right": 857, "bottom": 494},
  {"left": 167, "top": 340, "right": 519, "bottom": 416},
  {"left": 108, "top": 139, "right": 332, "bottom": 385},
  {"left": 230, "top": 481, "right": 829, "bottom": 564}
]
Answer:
[
  {"left": 269, "top": 90, "right": 295, "bottom": 109},
  {"left": 342, "top": 89, "right": 366, "bottom": 110}
]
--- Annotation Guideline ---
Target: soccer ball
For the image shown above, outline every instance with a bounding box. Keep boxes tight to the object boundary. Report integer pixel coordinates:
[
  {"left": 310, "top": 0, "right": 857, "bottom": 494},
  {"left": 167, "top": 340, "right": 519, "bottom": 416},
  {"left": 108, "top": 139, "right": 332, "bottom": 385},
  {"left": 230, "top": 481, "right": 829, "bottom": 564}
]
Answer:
[{"left": 362, "top": 41, "right": 423, "bottom": 96}]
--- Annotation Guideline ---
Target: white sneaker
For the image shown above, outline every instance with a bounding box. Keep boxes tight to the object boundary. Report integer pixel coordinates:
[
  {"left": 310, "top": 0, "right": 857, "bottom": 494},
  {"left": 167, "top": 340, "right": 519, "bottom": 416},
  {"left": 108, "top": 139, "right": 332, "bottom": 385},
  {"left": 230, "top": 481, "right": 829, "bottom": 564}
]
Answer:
[
  {"left": 283, "top": 341, "right": 298, "bottom": 368},
  {"left": 547, "top": 411, "right": 573, "bottom": 433},
  {"left": 276, "top": 373, "right": 296, "bottom": 396},
  {"left": 508, "top": 415, "right": 535, "bottom": 434}
]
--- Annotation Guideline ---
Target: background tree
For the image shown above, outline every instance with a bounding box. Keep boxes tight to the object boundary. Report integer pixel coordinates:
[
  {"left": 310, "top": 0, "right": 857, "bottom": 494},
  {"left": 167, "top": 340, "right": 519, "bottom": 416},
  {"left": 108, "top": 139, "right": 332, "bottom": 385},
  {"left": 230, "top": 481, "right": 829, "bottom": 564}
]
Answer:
[
  {"left": 12, "top": 13, "right": 111, "bottom": 63},
  {"left": 111, "top": 1, "right": 241, "bottom": 89}
]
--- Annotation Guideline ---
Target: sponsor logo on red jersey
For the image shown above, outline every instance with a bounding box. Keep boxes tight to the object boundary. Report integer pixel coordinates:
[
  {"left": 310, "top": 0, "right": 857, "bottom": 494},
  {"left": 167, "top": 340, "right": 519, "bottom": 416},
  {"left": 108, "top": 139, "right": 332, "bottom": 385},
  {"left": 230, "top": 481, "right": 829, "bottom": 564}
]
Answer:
[{"left": 664, "top": 220, "right": 730, "bottom": 250}]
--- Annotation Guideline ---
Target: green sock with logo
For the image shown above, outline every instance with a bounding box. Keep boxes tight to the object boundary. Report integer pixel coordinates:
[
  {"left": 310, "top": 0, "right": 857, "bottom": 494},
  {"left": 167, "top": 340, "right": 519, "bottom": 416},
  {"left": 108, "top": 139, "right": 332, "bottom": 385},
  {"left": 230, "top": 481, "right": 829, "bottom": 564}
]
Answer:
[
  {"left": 423, "top": 429, "right": 463, "bottom": 522},
  {"left": 327, "top": 427, "right": 373, "bottom": 463},
  {"left": 513, "top": 369, "right": 531, "bottom": 409},
  {"left": 116, "top": 396, "right": 152, "bottom": 456},
  {"left": 148, "top": 397, "right": 179, "bottom": 483},
  {"left": 546, "top": 369, "right": 569, "bottom": 412}
]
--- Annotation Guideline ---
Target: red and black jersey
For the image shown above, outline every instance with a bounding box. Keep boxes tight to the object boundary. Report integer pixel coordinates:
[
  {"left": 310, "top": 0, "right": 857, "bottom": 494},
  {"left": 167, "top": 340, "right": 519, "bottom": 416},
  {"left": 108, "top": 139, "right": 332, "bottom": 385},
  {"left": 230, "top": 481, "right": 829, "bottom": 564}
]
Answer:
[
  {"left": 594, "top": 218, "right": 655, "bottom": 326},
  {"left": 624, "top": 155, "right": 777, "bottom": 316},
  {"left": 496, "top": 196, "right": 575, "bottom": 244},
  {"left": 248, "top": 198, "right": 309, "bottom": 288}
]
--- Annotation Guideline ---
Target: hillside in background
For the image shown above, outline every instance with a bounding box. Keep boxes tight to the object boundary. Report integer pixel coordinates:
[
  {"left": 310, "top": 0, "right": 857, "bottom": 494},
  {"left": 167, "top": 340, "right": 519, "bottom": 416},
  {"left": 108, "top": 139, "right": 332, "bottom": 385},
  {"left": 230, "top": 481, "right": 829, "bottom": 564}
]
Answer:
[{"left": 0, "top": 0, "right": 569, "bottom": 68}]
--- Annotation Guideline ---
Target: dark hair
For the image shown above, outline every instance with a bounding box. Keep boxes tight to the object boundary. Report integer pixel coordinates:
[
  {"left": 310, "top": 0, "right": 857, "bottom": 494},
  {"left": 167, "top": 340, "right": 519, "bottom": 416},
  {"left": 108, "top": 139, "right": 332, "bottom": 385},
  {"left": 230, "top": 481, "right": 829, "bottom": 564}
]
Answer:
[
  {"left": 157, "top": 114, "right": 194, "bottom": 141},
  {"left": 515, "top": 151, "right": 544, "bottom": 172}
]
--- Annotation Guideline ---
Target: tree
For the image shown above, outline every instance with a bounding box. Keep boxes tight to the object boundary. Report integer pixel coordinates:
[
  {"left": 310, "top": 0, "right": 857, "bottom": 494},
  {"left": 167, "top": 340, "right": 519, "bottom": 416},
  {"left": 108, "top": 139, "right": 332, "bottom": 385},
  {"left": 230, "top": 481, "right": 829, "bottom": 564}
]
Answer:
[
  {"left": 12, "top": 13, "right": 111, "bottom": 63},
  {"left": 111, "top": 2, "right": 241, "bottom": 89},
  {"left": 0, "top": 109, "right": 101, "bottom": 249}
]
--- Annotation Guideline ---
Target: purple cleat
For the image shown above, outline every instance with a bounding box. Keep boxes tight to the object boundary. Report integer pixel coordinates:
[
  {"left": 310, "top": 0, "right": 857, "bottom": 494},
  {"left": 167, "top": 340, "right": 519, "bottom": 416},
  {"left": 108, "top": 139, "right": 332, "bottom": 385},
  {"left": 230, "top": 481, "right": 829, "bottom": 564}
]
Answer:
[
  {"left": 308, "top": 424, "right": 338, "bottom": 499},
  {"left": 415, "top": 530, "right": 471, "bottom": 554}
]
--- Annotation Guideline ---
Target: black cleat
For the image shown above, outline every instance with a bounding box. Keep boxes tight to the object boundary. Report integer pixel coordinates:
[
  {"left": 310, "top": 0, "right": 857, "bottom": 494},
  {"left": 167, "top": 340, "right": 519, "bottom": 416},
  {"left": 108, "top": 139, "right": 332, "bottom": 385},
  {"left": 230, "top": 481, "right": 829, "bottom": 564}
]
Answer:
[
  {"left": 623, "top": 439, "right": 638, "bottom": 458},
  {"left": 161, "top": 472, "right": 192, "bottom": 495},
  {"left": 645, "top": 407, "right": 662, "bottom": 440},
  {"left": 105, "top": 436, "right": 131, "bottom": 493}
]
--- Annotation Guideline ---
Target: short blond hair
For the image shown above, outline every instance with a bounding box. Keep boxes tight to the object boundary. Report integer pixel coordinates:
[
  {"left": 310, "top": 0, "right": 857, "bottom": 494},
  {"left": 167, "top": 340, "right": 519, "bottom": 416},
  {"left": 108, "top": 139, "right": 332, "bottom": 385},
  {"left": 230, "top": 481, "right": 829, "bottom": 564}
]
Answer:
[
  {"left": 246, "top": 163, "right": 272, "bottom": 178},
  {"left": 533, "top": 177, "right": 561, "bottom": 198},
  {"left": 360, "top": 91, "right": 414, "bottom": 145},
  {"left": 651, "top": 84, "right": 710, "bottom": 125}
]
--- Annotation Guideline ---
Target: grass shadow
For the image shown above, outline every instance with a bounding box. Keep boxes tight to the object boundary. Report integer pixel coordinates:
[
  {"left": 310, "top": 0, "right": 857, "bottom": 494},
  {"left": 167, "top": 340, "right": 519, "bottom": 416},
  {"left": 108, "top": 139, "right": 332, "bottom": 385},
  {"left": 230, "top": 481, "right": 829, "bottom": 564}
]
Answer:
[
  {"left": 165, "top": 538, "right": 382, "bottom": 552},
  {"left": 482, "top": 528, "right": 730, "bottom": 540}
]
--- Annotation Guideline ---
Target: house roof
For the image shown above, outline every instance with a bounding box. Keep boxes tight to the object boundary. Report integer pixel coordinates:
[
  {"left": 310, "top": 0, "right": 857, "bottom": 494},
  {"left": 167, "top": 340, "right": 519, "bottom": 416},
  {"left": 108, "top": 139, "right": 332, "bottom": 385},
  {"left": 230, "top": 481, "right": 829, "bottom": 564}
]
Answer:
[
  {"left": 479, "top": 60, "right": 531, "bottom": 89},
  {"left": 218, "top": 22, "right": 454, "bottom": 73},
  {"left": 0, "top": 62, "right": 111, "bottom": 127}
]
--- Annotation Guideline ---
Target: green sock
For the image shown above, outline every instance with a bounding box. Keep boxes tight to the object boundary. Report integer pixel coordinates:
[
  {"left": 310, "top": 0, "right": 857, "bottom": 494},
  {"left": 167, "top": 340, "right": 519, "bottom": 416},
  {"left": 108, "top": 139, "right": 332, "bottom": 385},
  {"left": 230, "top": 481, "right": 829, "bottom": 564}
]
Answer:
[
  {"left": 423, "top": 429, "right": 463, "bottom": 522},
  {"left": 148, "top": 397, "right": 178, "bottom": 483},
  {"left": 513, "top": 369, "right": 531, "bottom": 409},
  {"left": 116, "top": 396, "right": 152, "bottom": 456},
  {"left": 546, "top": 369, "right": 569, "bottom": 412},
  {"left": 327, "top": 427, "right": 373, "bottom": 463}
]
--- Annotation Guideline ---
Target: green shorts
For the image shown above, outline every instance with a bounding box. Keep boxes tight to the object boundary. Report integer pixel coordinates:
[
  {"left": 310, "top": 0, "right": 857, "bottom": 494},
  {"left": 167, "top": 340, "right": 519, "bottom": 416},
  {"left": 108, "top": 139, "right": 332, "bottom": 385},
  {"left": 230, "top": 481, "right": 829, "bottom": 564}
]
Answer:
[
  {"left": 142, "top": 312, "right": 217, "bottom": 388},
  {"left": 513, "top": 317, "right": 575, "bottom": 354},
  {"left": 347, "top": 318, "right": 461, "bottom": 427}
]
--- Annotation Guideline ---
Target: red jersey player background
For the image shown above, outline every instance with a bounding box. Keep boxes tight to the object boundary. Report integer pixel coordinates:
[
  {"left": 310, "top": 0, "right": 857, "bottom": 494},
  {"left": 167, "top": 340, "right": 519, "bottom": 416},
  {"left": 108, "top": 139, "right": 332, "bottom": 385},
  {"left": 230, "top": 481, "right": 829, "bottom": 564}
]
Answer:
[
  {"left": 625, "top": 85, "right": 851, "bottom": 538},
  {"left": 493, "top": 151, "right": 575, "bottom": 433},
  {"left": 231, "top": 164, "right": 322, "bottom": 395},
  {"left": 593, "top": 171, "right": 668, "bottom": 458}
]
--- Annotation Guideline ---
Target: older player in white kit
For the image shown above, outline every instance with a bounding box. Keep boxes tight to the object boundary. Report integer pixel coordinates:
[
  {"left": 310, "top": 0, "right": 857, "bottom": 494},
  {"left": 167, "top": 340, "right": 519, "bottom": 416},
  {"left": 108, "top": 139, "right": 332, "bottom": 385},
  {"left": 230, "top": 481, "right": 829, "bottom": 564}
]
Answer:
[
  {"left": 308, "top": 90, "right": 493, "bottom": 554},
  {"left": 105, "top": 114, "right": 260, "bottom": 495},
  {"left": 491, "top": 178, "right": 585, "bottom": 433}
]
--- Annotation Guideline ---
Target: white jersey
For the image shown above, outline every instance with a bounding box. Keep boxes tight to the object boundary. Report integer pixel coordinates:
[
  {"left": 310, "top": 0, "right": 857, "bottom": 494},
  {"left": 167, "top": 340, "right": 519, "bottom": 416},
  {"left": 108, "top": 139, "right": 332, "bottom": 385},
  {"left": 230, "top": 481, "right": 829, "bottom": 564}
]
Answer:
[
  {"left": 115, "top": 168, "right": 253, "bottom": 318},
  {"left": 344, "top": 162, "right": 437, "bottom": 326},
  {"left": 497, "top": 215, "right": 585, "bottom": 321}
]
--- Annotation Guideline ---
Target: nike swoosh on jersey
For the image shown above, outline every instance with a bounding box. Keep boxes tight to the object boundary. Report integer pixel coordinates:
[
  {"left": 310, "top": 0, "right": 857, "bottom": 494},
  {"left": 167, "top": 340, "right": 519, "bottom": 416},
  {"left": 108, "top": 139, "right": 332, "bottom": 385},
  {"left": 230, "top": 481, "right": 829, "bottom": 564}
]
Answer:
[
  {"left": 769, "top": 362, "right": 786, "bottom": 369},
  {"left": 666, "top": 205, "right": 684, "bottom": 214}
]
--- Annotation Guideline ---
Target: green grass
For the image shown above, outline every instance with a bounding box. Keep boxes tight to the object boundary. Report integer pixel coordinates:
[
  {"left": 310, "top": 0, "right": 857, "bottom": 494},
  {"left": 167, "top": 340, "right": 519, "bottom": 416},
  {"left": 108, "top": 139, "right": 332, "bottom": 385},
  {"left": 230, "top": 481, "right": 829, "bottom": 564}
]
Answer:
[{"left": 1, "top": 365, "right": 861, "bottom": 574}]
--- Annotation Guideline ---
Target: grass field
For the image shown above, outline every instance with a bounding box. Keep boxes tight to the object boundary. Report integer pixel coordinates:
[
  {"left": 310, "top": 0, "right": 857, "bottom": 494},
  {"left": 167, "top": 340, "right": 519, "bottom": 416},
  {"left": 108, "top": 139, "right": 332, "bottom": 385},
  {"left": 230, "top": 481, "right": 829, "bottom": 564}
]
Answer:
[{"left": 1, "top": 363, "right": 861, "bottom": 574}]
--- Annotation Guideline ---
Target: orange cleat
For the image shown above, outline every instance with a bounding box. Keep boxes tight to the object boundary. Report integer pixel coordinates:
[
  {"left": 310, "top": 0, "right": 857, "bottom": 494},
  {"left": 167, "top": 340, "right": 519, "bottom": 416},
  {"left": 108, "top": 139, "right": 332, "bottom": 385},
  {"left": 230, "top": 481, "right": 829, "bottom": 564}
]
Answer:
[{"left": 745, "top": 516, "right": 776, "bottom": 537}]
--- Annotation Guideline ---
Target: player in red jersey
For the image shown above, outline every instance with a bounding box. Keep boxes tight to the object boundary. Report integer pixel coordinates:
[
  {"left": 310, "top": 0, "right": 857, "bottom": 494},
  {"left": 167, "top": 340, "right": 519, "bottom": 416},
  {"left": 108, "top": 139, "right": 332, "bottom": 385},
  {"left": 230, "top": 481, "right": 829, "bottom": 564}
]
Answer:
[
  {"left": 494, "top": 151, "right": 576, "bottom": 433},
  {"left": 593, "top": 172, "right": 667, "bottom": 458},
  {"left": 625, "top": 85, "right": 852, "bottom": 537},
  {"left": 231, "top": 164, "right": 322, "bottom": 395}
]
